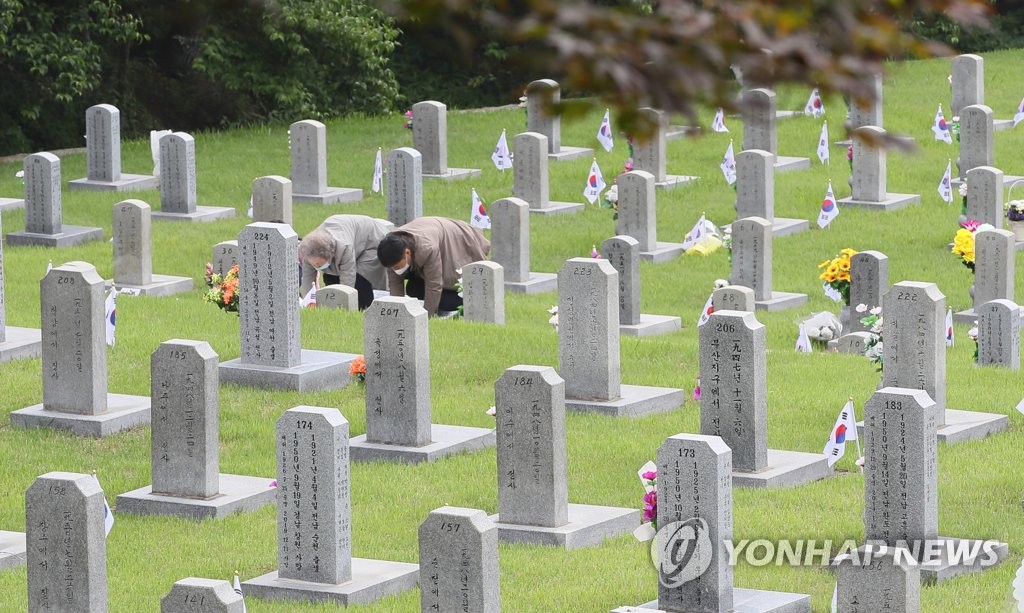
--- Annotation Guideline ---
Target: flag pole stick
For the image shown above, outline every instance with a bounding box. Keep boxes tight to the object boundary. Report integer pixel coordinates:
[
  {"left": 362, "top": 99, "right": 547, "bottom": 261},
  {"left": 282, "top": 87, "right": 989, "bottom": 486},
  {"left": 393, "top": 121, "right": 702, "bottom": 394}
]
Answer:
[{"left": 850, "top": 396, "right": 863, "bottom": 472}]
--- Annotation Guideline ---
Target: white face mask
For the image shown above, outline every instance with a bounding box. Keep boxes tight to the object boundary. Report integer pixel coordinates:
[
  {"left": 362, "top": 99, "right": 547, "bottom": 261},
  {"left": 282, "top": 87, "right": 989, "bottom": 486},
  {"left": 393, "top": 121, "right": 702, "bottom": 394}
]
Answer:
[
  {"left": 393, "top": 263, "right": 410, "bottom": 276},
  {"left": 315, "top": 261, "right": 331, "bottom": 272}
]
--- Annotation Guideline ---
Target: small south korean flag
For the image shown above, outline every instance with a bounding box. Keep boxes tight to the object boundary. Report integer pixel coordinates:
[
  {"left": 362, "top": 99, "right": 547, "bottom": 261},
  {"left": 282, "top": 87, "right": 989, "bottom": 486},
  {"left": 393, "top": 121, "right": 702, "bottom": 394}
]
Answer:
[
  {"left": 583, "top": 159, "right": 606, "bottom": 204},
  {"left": 470, "top": 188, "right": 491, "bottom": 229},
  {"left": 596, "top": 109, "right": 614, "bottom": 152},
  {"left": 817, "top": 181, "right": 839, "bottom": 229}
]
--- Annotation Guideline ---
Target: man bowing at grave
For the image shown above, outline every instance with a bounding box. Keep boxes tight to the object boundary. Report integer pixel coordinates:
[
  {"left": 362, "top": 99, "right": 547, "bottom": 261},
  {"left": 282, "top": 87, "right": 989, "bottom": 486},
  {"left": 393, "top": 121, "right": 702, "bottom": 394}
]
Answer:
[
  {"left": 377, "top": 216, "right": 490, "bottom": 317},
  {"left": 299, "top": 214, "right": 394, "bottom": 310}
]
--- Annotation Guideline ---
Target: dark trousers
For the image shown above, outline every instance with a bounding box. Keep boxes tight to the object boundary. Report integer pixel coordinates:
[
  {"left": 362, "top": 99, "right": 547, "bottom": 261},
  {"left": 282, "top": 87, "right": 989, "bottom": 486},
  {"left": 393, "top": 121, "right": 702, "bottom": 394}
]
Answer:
[
  {"left": 322, "top": 272, "right": 375, "bottom": 310},
  {"left": 404, "top": 273, "right": 462, "bottom": 312}
]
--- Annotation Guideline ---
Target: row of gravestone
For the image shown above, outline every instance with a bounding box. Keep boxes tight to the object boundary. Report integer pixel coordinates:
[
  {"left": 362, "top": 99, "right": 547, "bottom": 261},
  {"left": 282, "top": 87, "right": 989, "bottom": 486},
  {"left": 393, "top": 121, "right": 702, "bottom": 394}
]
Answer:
[{"left": 10, "top": 376, "right": 1009, "bottom": 611}]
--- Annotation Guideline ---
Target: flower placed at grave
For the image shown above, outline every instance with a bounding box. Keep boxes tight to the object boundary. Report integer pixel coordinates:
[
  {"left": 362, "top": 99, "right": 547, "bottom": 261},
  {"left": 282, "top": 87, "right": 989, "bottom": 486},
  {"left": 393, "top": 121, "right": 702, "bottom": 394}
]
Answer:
[
  {"left": 693, "top": 375, "right": 701, "bottom": 401},
  {"left": 547, "top": 305, "right": 559, "bottom": 332},
  {"left": 403, "top": 109, "right": 413, "bottom": 130},
  {"left": 958, "top": 180, "right": 968, "bottom": 218},
  {"left": 1006, "top": 199, "right": 1024, "bottom": 222},
  {"left": 349, "top": 354, "right": 366, "bottom": 383},
  {"left": 968, "top": 324, "right": 980, "bottom": 364},
  {"left": 590, "top": 244, "right": 600, "bottom": 258},
  {"left": 601, "top": 183, "right": 619, "bottom": 220},
  {"left": 15, "top": 169, "right": 24, "bottom": 184},
  {"left": 846, "top": 145, "right": 853, "bottom": 171},
  {"left": 952, "top": 225, "right": 985, "bottom": 272},
  {"left": 623, "top": 136, "right": 635, "bottom": 173},
  {"left": 637, "top": 461, "right": 657, "bottom": 530},
  {"left": 203, "top": 264, "right": 240, "bottom": 313},
  {"left": 858, "top": 303, "right": 883, "bottom": 369},
  {"left": 204, "top": 262, "right": 215, "bottom": 287},
  {"left": 818, "top": 248, "right": 857, "bottom": 305},
  {"left": 950, "top": 115, "right": 961, "bottom": 142}
]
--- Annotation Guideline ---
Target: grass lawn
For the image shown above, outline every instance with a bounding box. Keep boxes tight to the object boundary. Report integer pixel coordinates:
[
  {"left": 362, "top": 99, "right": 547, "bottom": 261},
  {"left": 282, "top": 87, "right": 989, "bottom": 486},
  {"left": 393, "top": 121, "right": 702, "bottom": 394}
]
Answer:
[{"left": 1, "top": 49, "right": 1023, "bottom": 612}]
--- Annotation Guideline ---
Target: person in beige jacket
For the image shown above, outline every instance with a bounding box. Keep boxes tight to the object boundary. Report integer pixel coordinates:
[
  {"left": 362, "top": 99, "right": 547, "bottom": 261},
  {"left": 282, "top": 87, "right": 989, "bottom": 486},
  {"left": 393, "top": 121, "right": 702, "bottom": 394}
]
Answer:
[
  {"left": 377, "top": 216, "right": 490, "bottom": 316},
  {"left": 299, "top": 214, "right": 394, "bottom": 310}
]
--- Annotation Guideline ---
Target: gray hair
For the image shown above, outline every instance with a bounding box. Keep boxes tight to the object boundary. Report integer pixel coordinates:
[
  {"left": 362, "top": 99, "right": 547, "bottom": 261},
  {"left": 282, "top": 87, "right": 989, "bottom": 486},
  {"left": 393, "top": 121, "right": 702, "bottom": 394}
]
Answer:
[{"left": 298, "top": 229, "right": 336, "bottom": 261}]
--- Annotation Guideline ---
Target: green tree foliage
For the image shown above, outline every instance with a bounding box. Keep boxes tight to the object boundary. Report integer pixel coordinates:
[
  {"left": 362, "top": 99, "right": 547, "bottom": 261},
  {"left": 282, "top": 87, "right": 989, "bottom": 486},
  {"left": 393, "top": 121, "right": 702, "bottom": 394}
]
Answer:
[{"left": 0, "top": 0, "right": 144, "bottom": 152}]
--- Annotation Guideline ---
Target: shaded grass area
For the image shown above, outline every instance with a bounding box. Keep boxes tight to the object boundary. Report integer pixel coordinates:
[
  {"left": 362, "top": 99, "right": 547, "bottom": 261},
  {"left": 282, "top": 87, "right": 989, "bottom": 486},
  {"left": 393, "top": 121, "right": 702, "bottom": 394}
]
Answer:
[{"left": 1, "top": 49, "right": 1023, "bottom": 611}]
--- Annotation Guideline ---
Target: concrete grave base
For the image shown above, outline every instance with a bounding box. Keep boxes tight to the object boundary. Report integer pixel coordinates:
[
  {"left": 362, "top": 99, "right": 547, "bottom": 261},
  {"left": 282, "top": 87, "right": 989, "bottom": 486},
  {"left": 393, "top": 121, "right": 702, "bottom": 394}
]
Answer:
[
  {"left": 489, "top": 503, "right": 639, "bottom": 550},
  {"left": 774, "top": 156, "right": 811, "bottom": 173},
  {"left": 620, "top": 314, "right": 681, "bottom": 338},
  {"left": 618, "top": 588, "right": 811, "bottom": 612},
  {"left": 0, "top": 531, "right": 26, "bottom": 572},
  {"left": 665, "top": 125, "right": 699, "bottom": 140},
  {"left": 857, "top": 408, "right": 1007, "bottom": 445},
  {"left": 422, "top": 168, "right": 481, "bottom": 181},
  {"left": 0, "top": 197, "right": 24, "bottom": 212},
  {"left": 954, "top": 306, "right": 1024, "bottom": 325},
  {"left": 754, "top": 291, "right": 808, "bottom": 312},
  {"left": 836, "top": 193, "right": 920, "bottom": 212},
  {"left": 771, "top": 217, "right": 810, "bottom": 238},
  {"left": 835, "top": 135, "right": 915, "bottom": 148},
  {"left": 505, "top": 272, "right": 558, "bottom": 294},
  {"left": 917, "top": 537, "right": 1008, "bottom": 583},
  {"left": 654, "top": 175, "right": 699, "bottom": 191},
  {"left": 732, "top": 449, "right": 833, "bottom": 489},
  {"left": 10, "top": 393, "right": 151, "bottom": 437},
  {"left": 292, "top": 187, "right": 363, "bottom": 204},
  {"left": 67, "top": 173, "right": 159, "bottom": 192},
  {"left": 529, "top": 201, "right": 585, "bottom": 216},
  {"left": 994, "top": 118, "right": 1015, "bottom": 132},
  {"left": 776, "top": 110, "right": 802, "bottom": 120},
  {"left": 108, "top": 274, "right": 194, "bottom": 297},
  {"left": 242, "top": 558, "right": 419, "bottom": 606},
  {"left": 219, "top": 349, "right": 357, "bottom": 392},
  {"left": 151, "top": 206, "right": 236, "bottom": 223},
  {"left": 6, "top": 225, "right": 103, "bottom": 248},
  {"left": 116, "top": 474, "right": 277, "bottom": 520},
  {"left": 828, "top": 331, "right": 874, "bottom": 354},
  {"left": 952, "top": 174, "right": 1024, "bottom": 189},
  {"left": 0, "top": 326, "right": 42, "bottom": 362},
  {"left": 349, "top": 424, "right": 495, "bottom": 464},
  {"left": 565, "top": 384, "right": 685, "bottom": 418},
  {"left": 639, "top": 242, "right": 685, "bottom": 264},
  {"left": 548, "top": 146, "right": 593, "bottom": 162}
]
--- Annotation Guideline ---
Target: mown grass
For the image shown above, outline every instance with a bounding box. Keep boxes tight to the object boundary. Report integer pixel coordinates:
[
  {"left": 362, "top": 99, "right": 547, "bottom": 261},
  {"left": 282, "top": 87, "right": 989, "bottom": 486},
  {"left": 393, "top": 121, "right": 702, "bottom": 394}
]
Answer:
[{"left": 1, "top": 49, "right": 1023, "bottom": 612}]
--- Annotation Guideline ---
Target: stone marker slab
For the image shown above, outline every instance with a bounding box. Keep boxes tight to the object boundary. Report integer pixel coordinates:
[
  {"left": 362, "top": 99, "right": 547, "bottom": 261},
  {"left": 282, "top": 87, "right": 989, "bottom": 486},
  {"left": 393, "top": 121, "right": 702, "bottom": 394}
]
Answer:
[
  {"left": 955, "top": 229, "right": 1015, "bottom": 324},
  {"left": 712, "top": 285, "right": 756, "bottom": 312},
  {"left": 837, "top": 127, "right": 921, "bottom": 211},
  {"left": 117, "top": 340, "right": 275, "bottom": 520},
  {"left": 150, "top": 132, "right": 235, "bottom": 222},
  {"left": 11, "top": 261, "right": 150, "bottom": 437},
  {"left": 490, "top": 197, "right": 557, "bottom": 293},
  {"left": 631, "top": 108, "right": 698, "bottom": 190},
  {"left": 243, "top": 406, "right": 418, "bottom": 605},
  {"left": 161, "top": 578, "right": 245, "bottom": 613},
  {"left": 68, "top": 104, "right": 159, "bottom": 191},
  {"left": 730, "top": 217, "right": 807, "bottom": 311},
  {"left": 219, "top": 223, "right": 356, "bottom": 391},
  {"left": 525, "top": 79, "right": 593, "bottom": 161},
  {"left": 462, "top": 260, "right": 505, "bottom": 324},
  {"left": 849, "top": 251, "right": 889, "bottom": 332},
  {"left": 351, "top": 297, "right": 494, "bottom": 463},
  {"left": 7, "top": 152, "right": 104, "bottom": 247},
  {"left": 386, "top": 147, "right": 423, "bottom": 226},
  {"left": 26, "top": 472, "right": 107, "bottom": 612},
  {"left": 835, "top": 546, "right": 920, "bottom": 613},
  {"left": 558, "top": 258, "right": 684, "bottom": 416},
  {"left": 513, "top": 132, "right": 583, "bottom": 215},
  {"left": 976, "top": 299, "right": 1021, "bottom": 369},
  {"left": 700, "top": 310, "right": 831, "bottom": 488},
  {"left": 601, "top": 235, "right": 680, "bottom": 337},
  {"left": 734, "top": 149, "right": 807, "bottom": 237},
  {"left": 0, "top": 530, "right": 26, "bottom": 571},
  {"left": 833, "top": 332, "right": 874, "bottom": 355},
  {"left": 112, "top": 199, "right": 193, "bottom": 296},
  {"left": 966, "top": 166, "right": 1004, "bottom": 228},
  {"left": 211, "top": 241, "right": 238, "bottom": 277},
  {"left": 618, "top": 433, "right": 811, "bottom": 612},
  {"left": 615, "top": 170, "right": 687, "bottom": 262},
  {"left": 412, "top": 101, "right": 481, "bottom": 181},
  {"left": 316, "top": 284, "right": 359, "bottom": 311},
  {"left": 418, "top": 507, "right": 500, "bottom": 613},
  {"left": 289, "top": 120, "right": 362, "bottom": 203},
  {"left": 489, "top": 365, "right": 638, "bottom": 549},
  {"left": 251, "top": 175, "right": 293, "bottom": 225},
  {"left": 740, "top": 89, "right": 810, "bottom": 173},
  {"left": 863, "top": 387, "right": 1008, "bottom": 583}
]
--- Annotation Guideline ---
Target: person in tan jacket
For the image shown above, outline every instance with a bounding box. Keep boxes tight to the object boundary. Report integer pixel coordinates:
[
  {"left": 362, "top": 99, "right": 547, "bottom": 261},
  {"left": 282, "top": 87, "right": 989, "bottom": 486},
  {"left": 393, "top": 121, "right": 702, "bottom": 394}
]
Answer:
[
  {"left": 299, "top": 214, "right": 394, "bottom": 310},
  {"left": 377, "top": 216, "right": 490, "bottom": 316}
]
